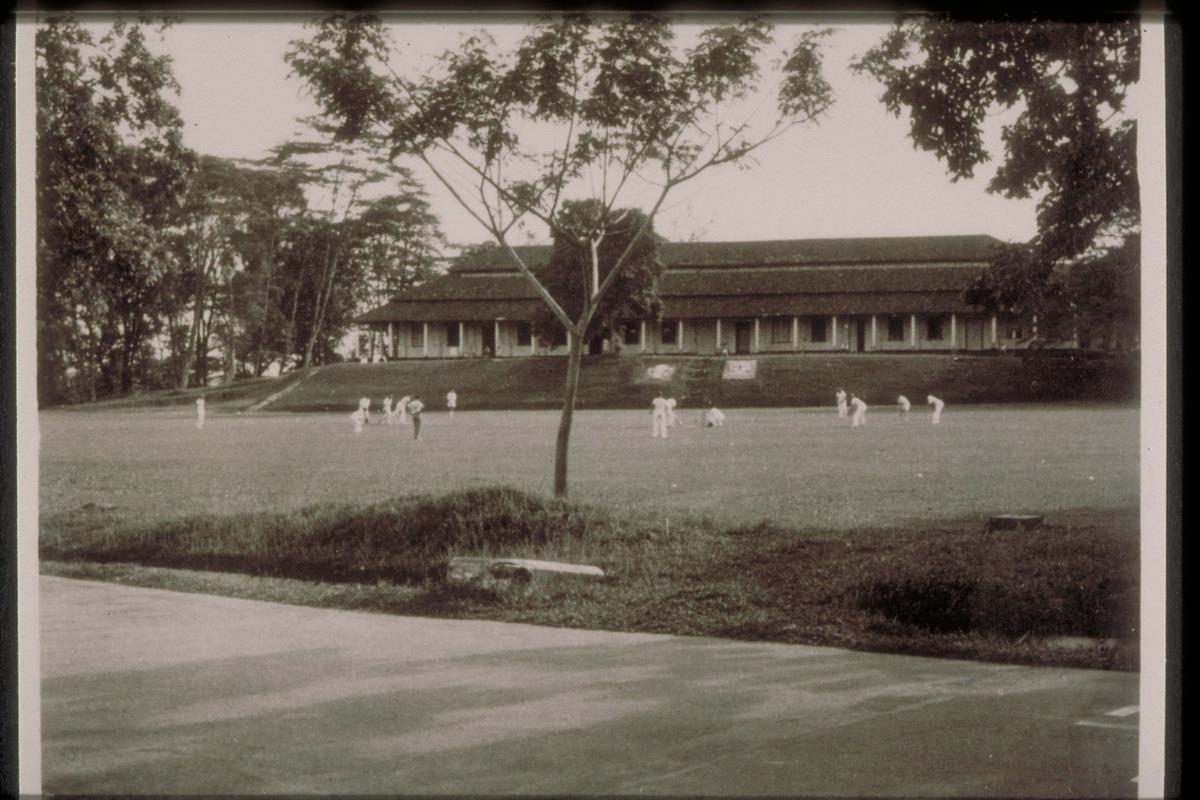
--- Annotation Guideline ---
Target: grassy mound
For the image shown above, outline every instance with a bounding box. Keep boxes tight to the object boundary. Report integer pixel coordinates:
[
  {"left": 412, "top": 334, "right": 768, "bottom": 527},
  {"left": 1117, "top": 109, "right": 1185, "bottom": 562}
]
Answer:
[
  {"left": 262, "top": 352, "right": 1137, "bottom": 412},
  {"left": 41, "top": 488, "right": 1139, "bottom": 670}
]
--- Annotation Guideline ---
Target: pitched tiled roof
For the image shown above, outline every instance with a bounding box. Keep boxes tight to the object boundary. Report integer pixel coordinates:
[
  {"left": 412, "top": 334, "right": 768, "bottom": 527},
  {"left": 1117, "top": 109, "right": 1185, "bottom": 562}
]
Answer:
[
  {"left": 451, "top": 234, "right": 1004, "bottom": 272},
  {"left": 357, "top": 235, "right": 1003, "bottom": 323}
]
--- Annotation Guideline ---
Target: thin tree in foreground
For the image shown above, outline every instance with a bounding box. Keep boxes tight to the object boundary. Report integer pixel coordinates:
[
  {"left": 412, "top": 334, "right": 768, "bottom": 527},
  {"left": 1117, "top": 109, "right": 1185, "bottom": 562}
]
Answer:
[{"left": 288, "top": 13, "right": 834, "bottom": 495}]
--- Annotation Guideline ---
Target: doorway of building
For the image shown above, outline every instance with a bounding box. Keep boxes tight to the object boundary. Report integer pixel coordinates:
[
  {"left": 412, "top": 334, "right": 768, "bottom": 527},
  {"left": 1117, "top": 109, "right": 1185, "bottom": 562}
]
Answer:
[
  {"left": 735, "top": 320, "right": 752, "bottom": 354},
  {"left": 481, "top": 322, "right": 496, "bottom": 357},
  {"left": 856, "top": 319, "right": 866, "bottom": 352},
  {"left": 588, "top": 336, "right": 604, "bottom": 355}
]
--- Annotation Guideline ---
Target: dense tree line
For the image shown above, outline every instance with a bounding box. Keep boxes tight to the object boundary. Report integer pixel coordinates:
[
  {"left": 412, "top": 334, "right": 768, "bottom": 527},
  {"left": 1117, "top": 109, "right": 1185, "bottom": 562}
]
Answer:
[{"left": 36, "top": 15, "right": 444, "bottom": 405}]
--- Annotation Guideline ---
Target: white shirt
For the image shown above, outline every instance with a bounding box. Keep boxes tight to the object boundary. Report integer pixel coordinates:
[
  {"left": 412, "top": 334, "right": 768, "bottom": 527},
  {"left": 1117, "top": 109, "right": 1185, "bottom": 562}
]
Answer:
[
  {"left": 358, "top": 397, "right": 370, "bottom": 410},
  {"left": 408, "top": 399, "right": 425, "bottom": 415},
  {"left": 705, "top": 408, "right": 725, "bottom": 425},
  {"left": 651, "top": 397, "right": 669, "bottom": 415},
  {"left": 447, "top": 392, "right": 457, "bottom": 408},
  {"left": 836, "top": 391, "right": 847, "bottom": 404},
  {"left": 898, "top": 396, "right": 911, "bottom": 410},
  {"left": 927, "top": 395, "right": 945, "bottom": 411},
  {"left": 850, "top": 397, "right": 867, "bottom": 412}
]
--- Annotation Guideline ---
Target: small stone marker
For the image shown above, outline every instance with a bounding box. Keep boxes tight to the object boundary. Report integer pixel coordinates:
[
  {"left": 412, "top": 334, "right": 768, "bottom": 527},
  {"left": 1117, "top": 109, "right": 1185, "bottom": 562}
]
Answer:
[
  {"left": 447, "top": 557, "right": 605, "bottom": 590},
  {"left": 986, "top": 514, "right": 1044, "bottom": 532}
]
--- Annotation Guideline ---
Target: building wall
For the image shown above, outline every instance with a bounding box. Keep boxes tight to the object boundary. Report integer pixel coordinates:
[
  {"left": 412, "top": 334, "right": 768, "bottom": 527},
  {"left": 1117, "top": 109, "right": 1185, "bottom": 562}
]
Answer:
[{"left": 374, "top": 312, "right": 1005, "bottom": 358}]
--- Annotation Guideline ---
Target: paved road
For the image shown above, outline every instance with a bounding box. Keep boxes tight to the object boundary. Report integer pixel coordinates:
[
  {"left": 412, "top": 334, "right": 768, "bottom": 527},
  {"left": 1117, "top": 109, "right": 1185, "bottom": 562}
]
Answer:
[{"left": 41, "top": 576, "right": 1138, "bottom": 796}]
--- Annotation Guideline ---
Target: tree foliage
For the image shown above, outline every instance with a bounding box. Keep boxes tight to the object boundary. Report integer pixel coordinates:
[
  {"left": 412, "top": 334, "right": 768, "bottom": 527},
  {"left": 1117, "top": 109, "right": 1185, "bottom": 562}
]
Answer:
[
  {"left": 530, "top": 201, "right": 663, "bottom": 347},
  {"left": 853, "top": 17, "right": 1140, "bottom": 343},
  {"left": 37, "top": 14, "right": 193, "bottom": 402}
]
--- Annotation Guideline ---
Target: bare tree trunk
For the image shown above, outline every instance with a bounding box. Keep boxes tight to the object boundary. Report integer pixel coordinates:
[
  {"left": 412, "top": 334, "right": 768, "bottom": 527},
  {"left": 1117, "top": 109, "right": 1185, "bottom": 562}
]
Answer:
[
  {"left": 224, "top": 275, "right": 236, "bottom": 385},
  {"left": 553, "top": 328, "right": 584, "bottom": 497},
  {"left": 304, "top": 248, "right": 339, "bottom": 368}
]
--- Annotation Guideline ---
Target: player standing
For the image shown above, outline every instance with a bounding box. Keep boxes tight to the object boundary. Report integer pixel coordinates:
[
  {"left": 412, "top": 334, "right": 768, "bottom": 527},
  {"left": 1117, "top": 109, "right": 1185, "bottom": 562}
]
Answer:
[
  {"left": 396, "top": 395, "right": 410, "bottom": 425},
  {"left": 408, "top": 396, "right": 425, "bottom": 440},
  {"left": 447, "top": 389, "right": 457, "bottom": 420},
  {"left": 651, "top": 392, "right": 670, "bottom": 438},
  {"left": 350, "top": 408, "right": 366, "bottom": 434},
  {"left": 835, "top": 388, "right": 848, "bottom": 419},
  {"left": 927, "top": 394, "right": 945, "bottom": 424},
  {"left": 358, "top": 396, "right": 371, "bottom": 425},
  {"left": 850, "top": 394, "right": 868, "bottom": 427},
  {"left": 195, "top": 396, "right": 206, "bottom": 430},
  {"left": 666, "top": 396, "right": 679, "bottom": 427}
]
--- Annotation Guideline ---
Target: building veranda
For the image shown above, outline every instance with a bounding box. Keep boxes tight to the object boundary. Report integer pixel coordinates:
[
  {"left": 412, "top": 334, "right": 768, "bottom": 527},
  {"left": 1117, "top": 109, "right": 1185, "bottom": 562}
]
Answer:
[{"left": 356, "top": 235, "right": 1039, "bottom": 360}]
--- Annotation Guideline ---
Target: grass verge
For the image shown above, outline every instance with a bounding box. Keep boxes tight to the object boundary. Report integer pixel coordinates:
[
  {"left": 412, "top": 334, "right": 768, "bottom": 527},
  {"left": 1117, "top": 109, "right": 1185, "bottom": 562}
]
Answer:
[{"left": 42, "top": 487, "right": 1138, "bottom": 671}]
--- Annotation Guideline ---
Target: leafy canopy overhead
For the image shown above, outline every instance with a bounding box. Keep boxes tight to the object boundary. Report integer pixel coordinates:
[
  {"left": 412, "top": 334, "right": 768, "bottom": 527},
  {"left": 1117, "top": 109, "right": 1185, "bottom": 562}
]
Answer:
[
  {"left": 852, "top": 17, "right": 1139, "bottom": 267},
  {"left": 287, "top": 13, "right": 833, "bottom": 251}
]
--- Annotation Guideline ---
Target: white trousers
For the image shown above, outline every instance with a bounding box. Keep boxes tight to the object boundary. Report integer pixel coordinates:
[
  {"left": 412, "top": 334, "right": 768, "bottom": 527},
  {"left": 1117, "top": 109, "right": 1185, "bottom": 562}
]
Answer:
[
  {"left": 837, "top": 403, "right": 847, "bottom": 418},
  {"left": 652, "top": 413, "right": 668, "bottom": 438},
  {"left": 852, "top": 409, "right": 866, "bottom": 427},
  {"left": 932, "top": 410, "right": 942, "bottom": 424}
]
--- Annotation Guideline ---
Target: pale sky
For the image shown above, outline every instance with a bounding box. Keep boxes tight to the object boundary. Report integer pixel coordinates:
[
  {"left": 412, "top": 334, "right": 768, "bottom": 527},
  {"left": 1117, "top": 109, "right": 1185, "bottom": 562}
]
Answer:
[{"left": 158, "top": 16, "right": 1041, "bottom": 247}]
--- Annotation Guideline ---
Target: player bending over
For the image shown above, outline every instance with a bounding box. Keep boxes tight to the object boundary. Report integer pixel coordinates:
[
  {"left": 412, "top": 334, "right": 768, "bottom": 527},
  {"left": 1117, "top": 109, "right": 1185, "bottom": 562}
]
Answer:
[
  {"left": 927, "top": 394, "right": 945, "bottom": 424},
  {"left": 897, "top": 395, "right": 911, "bottom": 419},
  {"left": 850, "top": 394, "right": 868, "bottom": 427}
]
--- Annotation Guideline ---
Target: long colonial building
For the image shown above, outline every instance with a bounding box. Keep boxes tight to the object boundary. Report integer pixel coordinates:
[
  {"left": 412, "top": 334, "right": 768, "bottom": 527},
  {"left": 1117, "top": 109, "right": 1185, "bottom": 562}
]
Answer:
[{"left": 357, "top": 235, "right": 1023, "bottom": 359}]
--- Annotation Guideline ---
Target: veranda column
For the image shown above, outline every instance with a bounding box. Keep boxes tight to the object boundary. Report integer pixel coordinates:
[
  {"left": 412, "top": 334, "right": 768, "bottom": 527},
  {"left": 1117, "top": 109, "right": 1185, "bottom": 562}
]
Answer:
[
  {"left": 753, "top": 318, "right": 760, "bottom": 353},
  {"left": 494, "top": 320, "right": 501, "bottom": 357},
  {"left": 422, "top": 322, "right": 428, "bottom": 357},
  {"left": 792, "top": 316, "right": 798, "bottom": 351},
  {"left": 387, "top": 322, "right": 395, "bottom": 357},
  {"left": 832, "top": 315, "right": 838, "bottom": 348},
  {"left": 640, "top": 320, "right": 646, "bottom": 353},
  {"left": 1032, "top": 312, "right": 1039, "bottom": 339},
  {"left": 950, "top": 313, "right": 957, "bottom": 349},
  {"left": 871, "top": 315, "right": 878, "bottom": 349},
  {"left": 677, "top": 319, "right": 684, "bottom": 352},
  {"left": 716, "top": 319, "right": 722, "bottom": 352},
  {"left": 458, "top": 321, "right": 465, "bottom": 357},
  {"left": 991, "top": 314, "right": 998, "bottom": 347},
  {"left": 911, "top": 314, "right": 917, "bottom": 348}
]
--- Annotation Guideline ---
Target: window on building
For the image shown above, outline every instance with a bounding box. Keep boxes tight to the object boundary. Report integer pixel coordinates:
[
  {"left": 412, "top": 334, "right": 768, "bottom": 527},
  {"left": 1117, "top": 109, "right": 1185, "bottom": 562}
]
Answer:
[
  {"left": 887, "top": 317, "right": 905, "bottom": 342},
  {"left": 516, "top": 322, "right": 532, "bottom": 346},
  {"left": 446, "top": 322, "right": 460, "bottom": 348},
  {"left": 810, "top": 317, "right": 828, "bottom": 342},
  {"left": 771, "top": 318, "right": 792, "bottom": 344},
  {"left": 548, "top": 327, "right": 568, "bottom": 348},
  {"left": 927, "top": 316, "right": 945, "bottom": 340},
  {"left": 411, "top": 322, "right": 424, "bottom": 347},
  {"left": 624, "top": 321, "right": 641, "bottom": 346},
  {"left": 661, "top": 319, "right": 678, "bottom": 345}
]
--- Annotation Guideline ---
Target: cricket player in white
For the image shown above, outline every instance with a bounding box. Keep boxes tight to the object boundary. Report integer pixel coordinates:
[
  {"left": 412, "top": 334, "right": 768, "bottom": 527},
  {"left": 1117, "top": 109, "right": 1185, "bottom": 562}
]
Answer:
[
  {"left": 651, "top": 393, "right": 670, "bottom": 438},
  {"left": 927, "top": 394, "right": 945, "bottom": 424},
  {"left": 835, "top": 388, "right": 848, "bottom": 418},
  {"left": 381, "top": 396, "right": 394, "bottom": 424},
  {"left": 850, "top": 394, "right": 868, "bottom": 427},
  {"left": 408, "top": 396, "right": 425, "bottom": 441},
  {"left": 396, "top": 395, "right": 410, "bottom": 425},
  {"left": 704, "top": 405, "right": 725, "bottom": 427},
  {"left": 358, "top": 396, "right": 371, "bottom": 425},
  {"left": 666, "top": 397, "right": 679, "bottom": 427},
  {"left": 350, "top": 408, "right": 366, "bottom": 434},
  {"left": 897, "top": 395, "right": 911, "bottom": 419},
  {"left": 447, "top": 389, "right": 457, "bottom": 420},
  {"left": 195, "top": 396, "right": 206, "bottom": 430}
]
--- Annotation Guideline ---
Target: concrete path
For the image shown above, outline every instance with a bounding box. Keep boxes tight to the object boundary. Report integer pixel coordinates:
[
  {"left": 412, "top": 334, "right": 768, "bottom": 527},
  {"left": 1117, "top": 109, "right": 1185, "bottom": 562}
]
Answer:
[{"left": 41, "top": 576, "right": 1138, "bottom": 796}]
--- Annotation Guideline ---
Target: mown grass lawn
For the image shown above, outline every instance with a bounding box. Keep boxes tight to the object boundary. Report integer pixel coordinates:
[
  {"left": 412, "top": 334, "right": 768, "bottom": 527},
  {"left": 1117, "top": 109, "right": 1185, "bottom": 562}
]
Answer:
[{"left": 38, "top": 404, "right": 1140, "bottom": 669}]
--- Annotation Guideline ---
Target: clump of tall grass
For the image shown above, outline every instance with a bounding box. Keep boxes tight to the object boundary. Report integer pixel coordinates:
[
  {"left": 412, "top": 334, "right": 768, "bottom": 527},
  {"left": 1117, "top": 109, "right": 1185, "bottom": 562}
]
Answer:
[{"left": 40, "top": 487, "right": 706, "bottom": 585}]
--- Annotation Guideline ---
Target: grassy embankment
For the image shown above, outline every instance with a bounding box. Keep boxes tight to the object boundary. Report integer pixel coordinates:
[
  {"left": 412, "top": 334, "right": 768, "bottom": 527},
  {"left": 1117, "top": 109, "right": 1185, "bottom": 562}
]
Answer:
[{"left": 43, "top": 487, "right": 1138, "bottom": 671}]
